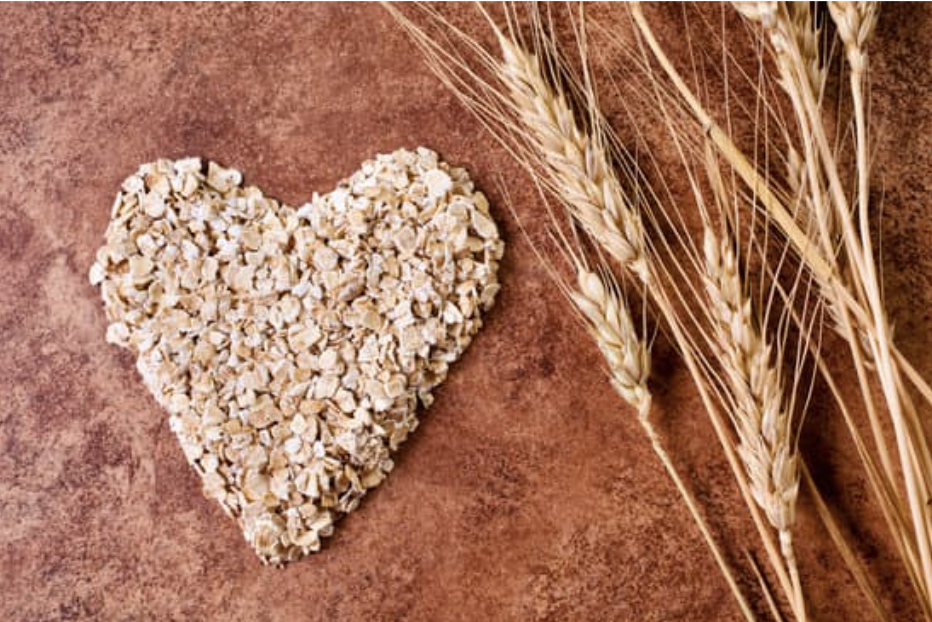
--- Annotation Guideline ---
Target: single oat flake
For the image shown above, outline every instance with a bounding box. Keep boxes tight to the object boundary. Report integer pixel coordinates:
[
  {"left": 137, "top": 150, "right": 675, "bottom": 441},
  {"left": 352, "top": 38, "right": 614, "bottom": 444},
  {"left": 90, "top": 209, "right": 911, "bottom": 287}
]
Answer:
[{"left": 89, "top": 148, "right": 504, "bottom": 564}]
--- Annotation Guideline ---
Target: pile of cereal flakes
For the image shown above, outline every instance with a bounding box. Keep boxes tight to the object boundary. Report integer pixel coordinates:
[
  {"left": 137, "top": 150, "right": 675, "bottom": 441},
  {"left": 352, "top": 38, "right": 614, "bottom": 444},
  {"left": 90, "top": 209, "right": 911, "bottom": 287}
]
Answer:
[{"left": 89, "top": 148, "right": 504, "bottom": 564}]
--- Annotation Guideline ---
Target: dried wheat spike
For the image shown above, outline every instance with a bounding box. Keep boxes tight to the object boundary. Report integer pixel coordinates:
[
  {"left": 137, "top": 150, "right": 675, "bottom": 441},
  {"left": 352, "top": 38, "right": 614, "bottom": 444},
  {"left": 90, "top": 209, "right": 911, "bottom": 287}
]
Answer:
[
  {"left": 703, "top": 228, "right": 800, "bottom": 551},
  {"left": 570, "top": 265, "right": 651, "bottom": 416},
  {"left": 828, "top": 1, "right": 879, "bottom": 75},
  {"left": 734, "top": 1, "right": 825, "bottom": 95},
  {"left": 497, "top": 35, "right": 650, "bottom": 282}
]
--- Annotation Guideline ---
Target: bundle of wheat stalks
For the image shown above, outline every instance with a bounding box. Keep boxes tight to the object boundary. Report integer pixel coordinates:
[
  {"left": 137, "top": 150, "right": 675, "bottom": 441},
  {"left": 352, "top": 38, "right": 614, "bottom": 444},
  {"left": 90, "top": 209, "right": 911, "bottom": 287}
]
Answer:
[{"left": 388, "top": 2, "right": 931, "bottom": 620}]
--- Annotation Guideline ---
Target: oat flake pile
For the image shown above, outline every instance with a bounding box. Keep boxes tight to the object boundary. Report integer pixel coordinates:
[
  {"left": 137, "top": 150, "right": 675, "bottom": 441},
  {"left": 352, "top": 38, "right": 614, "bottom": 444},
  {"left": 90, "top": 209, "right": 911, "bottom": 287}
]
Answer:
[{"left": 89, "top": 148, "right": 504, "bottom": 564}]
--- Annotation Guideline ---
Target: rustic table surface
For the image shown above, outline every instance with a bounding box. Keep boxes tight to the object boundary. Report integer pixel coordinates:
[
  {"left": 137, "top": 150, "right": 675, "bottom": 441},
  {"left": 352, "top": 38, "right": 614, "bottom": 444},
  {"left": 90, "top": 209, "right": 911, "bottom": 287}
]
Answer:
[{"left": 3, "top": 3, "right": 932, "bottom": 621}]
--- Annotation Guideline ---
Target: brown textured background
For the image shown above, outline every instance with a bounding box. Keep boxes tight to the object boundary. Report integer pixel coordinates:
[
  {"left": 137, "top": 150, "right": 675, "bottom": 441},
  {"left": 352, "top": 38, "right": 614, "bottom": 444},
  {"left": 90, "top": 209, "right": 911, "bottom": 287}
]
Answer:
[{"left": 2, "top": 3, "right": 932, "bottom": 621}]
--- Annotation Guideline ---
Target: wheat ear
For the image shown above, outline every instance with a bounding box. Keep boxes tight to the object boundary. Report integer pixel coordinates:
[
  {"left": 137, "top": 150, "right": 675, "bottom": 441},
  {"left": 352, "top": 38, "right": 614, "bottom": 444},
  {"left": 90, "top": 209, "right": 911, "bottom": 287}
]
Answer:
[
  {"left": 496, "top": 35, "right": 650, "bottom": 283},
  {"left": 571, "top": 266, "right": 651, "bottom": 416},
  {"left": 702, "top": 227, "right": 806, "bottom": 620},
  {"left": 828, "top": 2, "right": 879, "bottom": 77}
]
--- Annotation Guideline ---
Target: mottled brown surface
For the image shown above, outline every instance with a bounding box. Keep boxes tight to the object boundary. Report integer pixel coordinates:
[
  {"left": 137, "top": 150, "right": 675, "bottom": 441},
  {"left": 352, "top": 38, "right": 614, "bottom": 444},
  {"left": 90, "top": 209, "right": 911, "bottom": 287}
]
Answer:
[{"left": 2, "top": 3, "right": 932, "bottom": 621}]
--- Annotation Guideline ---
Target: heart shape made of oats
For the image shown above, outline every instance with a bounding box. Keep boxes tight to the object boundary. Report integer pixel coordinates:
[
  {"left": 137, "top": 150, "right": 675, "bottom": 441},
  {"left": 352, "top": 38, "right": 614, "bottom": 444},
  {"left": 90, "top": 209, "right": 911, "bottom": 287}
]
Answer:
[{"left": 89, "top": 148, "right": 503, "bottom": 564}]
